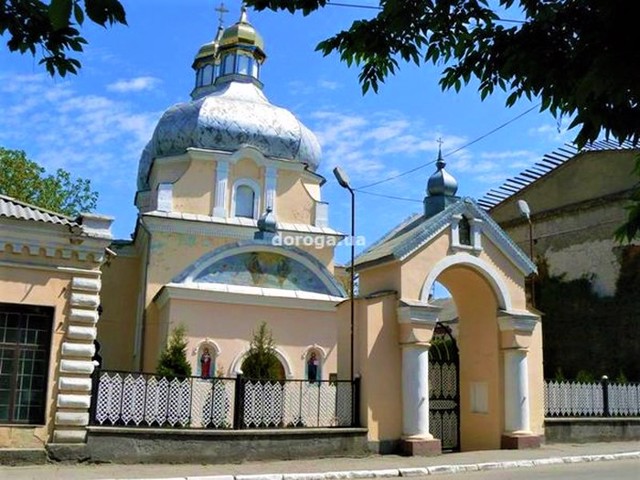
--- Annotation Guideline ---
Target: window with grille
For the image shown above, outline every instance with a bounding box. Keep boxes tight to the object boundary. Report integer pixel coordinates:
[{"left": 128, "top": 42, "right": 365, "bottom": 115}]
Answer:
[
  {"left": 0, "top": 304, "right": 53, "bottom": 425},
  {"left": 458, "top": 216, "right": 472, "bottom": 246}
]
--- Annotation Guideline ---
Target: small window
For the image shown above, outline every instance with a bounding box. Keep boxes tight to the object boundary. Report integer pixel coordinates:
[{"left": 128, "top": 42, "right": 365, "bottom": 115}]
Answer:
[
  {"left": 235, "top": 185, "right": 256, "bottom": 218},
  {"left": 305, "top": 350, "right": 321, "bottom": 383},
  {"left": 202, "top": 65, "right": 214, "bottom": 86},
  {"left": 459, "top": 216, "right": 472, "bottom": 246},
  {"left": 0, "top": 304, "right": 53, "bottom": 425},
  {"left": 222, "top": 54, "right": 235, "bottom": 75},
  {"left": 237, "top": 55, "right": 250, "bottom": 75}
]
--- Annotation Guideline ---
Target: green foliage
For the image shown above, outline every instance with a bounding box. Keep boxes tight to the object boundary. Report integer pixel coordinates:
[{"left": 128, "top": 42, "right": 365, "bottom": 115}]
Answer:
[
  {"left": 615, "top": 371, "right": 628, "bottom": 384},
  {"left": 157, "top": 325, "right": 192, "bottom": 378},
  {"left": 246, "top": 1, "right": 639, "bottom": 149},
  {"left": 552, "top": 367, "right": 565, "bottom": 382},
  {"left": 0, "top": 147, "right": 98, "bottom": 217},
  {"left": 0, "top": 0, "right": 127, "bottom": 76},
  {"left": 246, "top": 1, "right": 640, "bottom": 239},
  {"left": 536, "top": 255, "right": 640, "bottom": 382},
  {"left": 241, "top": 321, "right": 283, "bottom": 380},
  {"left": 575, "top": 370, "right": 595, "bottom": 384},
  {"left": 615, "top": 155, "right": 640, "bottom": 242}
]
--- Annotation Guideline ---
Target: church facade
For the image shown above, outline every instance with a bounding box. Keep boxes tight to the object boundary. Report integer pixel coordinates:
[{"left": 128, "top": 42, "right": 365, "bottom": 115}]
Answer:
[
  {"left": 98, "top": 8, "right": 347, "bottom": 382},
  {"left": 0, "top": 7, "right": 544, "bottom": 457}
]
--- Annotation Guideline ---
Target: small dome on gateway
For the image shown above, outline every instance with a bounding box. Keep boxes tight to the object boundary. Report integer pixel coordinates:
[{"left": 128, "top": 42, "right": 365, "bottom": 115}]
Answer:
[
  {"left": 136, "top": 6, "right": 321, "bottom": 192},
  {"left": 427, "top": 148, "right": 458, "bottom": 197}
]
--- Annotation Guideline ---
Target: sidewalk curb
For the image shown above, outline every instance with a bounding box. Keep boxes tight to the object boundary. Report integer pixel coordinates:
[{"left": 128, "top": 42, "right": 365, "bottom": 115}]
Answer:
[{"left": 123, "top": 450, "right": 640, "bottom": 480}]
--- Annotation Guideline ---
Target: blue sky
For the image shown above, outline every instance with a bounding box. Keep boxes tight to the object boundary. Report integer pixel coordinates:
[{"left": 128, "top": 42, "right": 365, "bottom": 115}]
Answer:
[{"left": 0, "top": 0, "right": 574, "bottom": 264}]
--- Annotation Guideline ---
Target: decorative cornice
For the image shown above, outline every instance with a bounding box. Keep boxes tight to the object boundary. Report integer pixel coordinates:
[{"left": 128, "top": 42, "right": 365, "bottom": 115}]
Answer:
[
  {"left": 397, "top": 299, "right": 442, "bottom": 325},
  {"left": 156, "top": 283, "right": 342, "bottom": 312},
  {"left": 498, "top": 309, "right": 540, "bottom": 333}
]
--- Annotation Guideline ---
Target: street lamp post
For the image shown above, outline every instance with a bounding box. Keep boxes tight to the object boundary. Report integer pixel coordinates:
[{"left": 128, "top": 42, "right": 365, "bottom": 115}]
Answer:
[
  {"left": 517, "top": 200, "right": 535, "bottom": 307},
  {"left": 333, "top": 167, "right": 355, "bottom": 382}
]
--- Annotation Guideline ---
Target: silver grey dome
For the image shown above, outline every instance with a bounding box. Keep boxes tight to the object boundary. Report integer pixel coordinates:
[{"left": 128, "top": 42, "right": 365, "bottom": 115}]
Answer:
[
  {"left": 427, "top": 155, "right": 458, "bottom": 197},
  {"left": 137, "top": 81, "right": 321, "bottom": 191}
]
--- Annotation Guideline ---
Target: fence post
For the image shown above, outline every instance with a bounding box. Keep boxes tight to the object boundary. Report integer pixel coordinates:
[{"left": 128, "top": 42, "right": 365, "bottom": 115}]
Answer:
[
  {"left": 233, "top": 373, "right": 244, "bottom": 429},
  {"left": 352, "top": 375, "right": 361, "bottom": 427},
  {"left": 88, "top": 366, "right": 101, "bottom": 425},
  {"left": 601, "top": 375, "right": 610, "bottom": 417}
]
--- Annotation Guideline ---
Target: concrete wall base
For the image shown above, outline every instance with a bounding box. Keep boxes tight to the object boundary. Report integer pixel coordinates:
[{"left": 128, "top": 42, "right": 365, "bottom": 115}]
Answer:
[
  {"left": 501, "top": 433, "right": 542, "bottom": 449},
  {"left": 545, "top": 417, "right": 640, "bottom": 443},
  {"left": 368, "top": 439, "right": 401, "bottom": 454},
  {"left": 46, "top": 443, "right": 91, "bottom": 462},
  {"left": 86, "top": 427, "right": 369, "bottom": 464},
  {"left": 400, "top": 438, "right": 441, "bottom": 456},
  {"left": 0, "top": 448, "right": 48, "bottom": 466}
]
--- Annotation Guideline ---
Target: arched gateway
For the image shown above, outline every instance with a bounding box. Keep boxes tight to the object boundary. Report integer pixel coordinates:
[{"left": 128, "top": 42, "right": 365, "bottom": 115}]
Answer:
[{"left": 345, "top": 150, "right": 543, "bottom": 455}]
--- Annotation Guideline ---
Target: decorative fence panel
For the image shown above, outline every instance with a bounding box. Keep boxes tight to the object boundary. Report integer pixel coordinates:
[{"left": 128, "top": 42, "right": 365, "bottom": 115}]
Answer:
[
  {"left": 544, "top": 379, "right": 640, "bottom": 417},
  {"left": 90, "top": 370, "right": 358, "bottom": 429}
]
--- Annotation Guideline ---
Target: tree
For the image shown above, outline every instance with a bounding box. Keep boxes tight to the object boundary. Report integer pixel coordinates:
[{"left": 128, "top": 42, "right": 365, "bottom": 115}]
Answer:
[
  {"left": 241, "top": 321, "right": 283, "bottom": 380},
  {"left": 0, "top": 0, "right": 127, "bottom": 76},
  {"left": 0, "top": 146, "right": 98, "bottom": 217},
  {"left": 246, "top": 1, "right": 640, "bottom": 239},
  {"left": 157, "top": 325, "right": 192, "bottom": 378}
]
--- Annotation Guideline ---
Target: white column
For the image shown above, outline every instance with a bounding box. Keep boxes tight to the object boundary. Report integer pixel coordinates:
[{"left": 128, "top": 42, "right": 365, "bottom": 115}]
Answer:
[
  {"left": 265, "top": 166, "right": 277, "bottom": 214},
  {"left": 401, "top": 343, "right": 432, "bottom": 438},
  {"left": 503, "top": 348, "right": 531, "bottom": 433},
  {"left": 213, "top": 161, "right": 229, "bottom": 218}
]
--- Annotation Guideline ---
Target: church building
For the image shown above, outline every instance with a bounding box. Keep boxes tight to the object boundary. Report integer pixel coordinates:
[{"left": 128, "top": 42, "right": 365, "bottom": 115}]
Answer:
[
  {"left": 98, "top": 7, "right": 347, "bottom": 382},
  {"left": 0, "top": 6, "right": 544, "bottom": 459}
]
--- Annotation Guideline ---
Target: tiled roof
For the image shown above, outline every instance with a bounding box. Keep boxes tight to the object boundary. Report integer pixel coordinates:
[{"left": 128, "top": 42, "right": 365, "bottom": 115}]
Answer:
[
  {"left": 0, "top": 194, "right": 78, "bottom": 227},
  {"left": 478, "top": 140, "right": 640, "bottom": 211}
]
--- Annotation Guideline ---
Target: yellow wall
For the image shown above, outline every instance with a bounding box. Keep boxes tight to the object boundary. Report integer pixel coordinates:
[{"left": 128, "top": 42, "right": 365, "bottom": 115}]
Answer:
[
  {"left": 359, "top": 294, "right": 402, "bottom": 443},
  {"left": 277, "top": 170, "right": 315, "bottom": 225},
  {"left": 98, "top": 245, "right": 141, "bottom": 371},
  {"left": 0, "top": 266, "right": 71, "bottom": 447},
  {"left": 172, "top": 158, "right": 215, "bottom": 215},
  {"left": 160, "top": 298, "right": 338, "bottom": 379}
]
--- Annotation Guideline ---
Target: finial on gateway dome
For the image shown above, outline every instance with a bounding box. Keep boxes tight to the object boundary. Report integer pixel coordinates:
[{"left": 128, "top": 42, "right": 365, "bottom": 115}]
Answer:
[
  {"left": 424, "top": 138, "right": 459, "bottom": 216},
  {"left": 436, "top": 137, "right": 445, "bottom": 169}
]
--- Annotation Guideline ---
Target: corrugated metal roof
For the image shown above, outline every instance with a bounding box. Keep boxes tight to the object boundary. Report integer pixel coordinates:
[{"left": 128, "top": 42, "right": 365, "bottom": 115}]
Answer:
[
  {"left": 0, "top": 194, "right": 78, "bottom": 227},
  {"left": 478, "top": 140, "right": 640, "bottom": 211}
]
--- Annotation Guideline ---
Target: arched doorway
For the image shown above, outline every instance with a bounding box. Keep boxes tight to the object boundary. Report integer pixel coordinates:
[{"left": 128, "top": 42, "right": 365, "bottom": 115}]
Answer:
[
  {"left": 428, "top": 322, "right": 460, "bottom": 452},
  {"left": 426, "top": 261, "right": 505, "bottom": 451}
]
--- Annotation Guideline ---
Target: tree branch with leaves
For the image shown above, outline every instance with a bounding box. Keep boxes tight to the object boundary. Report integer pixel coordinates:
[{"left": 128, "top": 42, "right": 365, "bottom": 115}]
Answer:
[{"left": 0, "top": 0, "right": 127, "bottom": 76}]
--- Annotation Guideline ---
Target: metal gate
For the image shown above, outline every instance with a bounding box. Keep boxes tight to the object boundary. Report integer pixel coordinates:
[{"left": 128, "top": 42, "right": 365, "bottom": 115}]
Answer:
[{"left": 428, "top": 322, "right": 460, "bottom": 452}]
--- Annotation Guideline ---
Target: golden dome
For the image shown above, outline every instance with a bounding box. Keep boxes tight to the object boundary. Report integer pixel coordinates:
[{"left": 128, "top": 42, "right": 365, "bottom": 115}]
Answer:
[{"left": 219, "top": 6, "right": 265, "bottom": 60}]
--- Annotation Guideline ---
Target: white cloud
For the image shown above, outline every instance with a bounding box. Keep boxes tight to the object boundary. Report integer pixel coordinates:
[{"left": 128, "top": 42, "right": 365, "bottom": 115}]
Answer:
[
  {"left": 0, "top": 72, "right": 159, "bottom": 186},
  {"left": 528, "top": 116, "right": 575, "bottom": 143},
  {"left": 107, "top": 76, "right": 161, "bottom": 93}
]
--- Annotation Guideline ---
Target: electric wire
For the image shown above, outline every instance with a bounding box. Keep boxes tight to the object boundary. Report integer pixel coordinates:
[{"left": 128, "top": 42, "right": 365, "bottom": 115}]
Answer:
[
  {"left": 355, "top": 103, "right": 541, "bottom": 191},
  {"left": 325, "top": 1, "right": 526, "bottom": 23}
]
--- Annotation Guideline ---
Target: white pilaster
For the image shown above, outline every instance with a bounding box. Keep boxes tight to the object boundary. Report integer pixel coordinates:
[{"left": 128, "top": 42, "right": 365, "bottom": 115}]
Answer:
[
  {"left": 54, "top": 274, "right": 101, "bottom": 444},
  {"left": 213, "top": 161, "right": 230, "bottom": 218},
  {"left": 401, "top": 343, "right": 432, "bottom": 438},
  {"left": 265, "top": 166, "right": 278, "bottom": 214},
  {"left": 157, "top": 183, "right": 173, "bottom": 212},
  {"left": 503, "top": 348, "right": 531, "bottom": 434}
]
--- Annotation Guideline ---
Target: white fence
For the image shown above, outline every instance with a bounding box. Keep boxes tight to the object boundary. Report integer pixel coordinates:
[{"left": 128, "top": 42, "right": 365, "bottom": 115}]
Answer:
[
  {"left": 90, "top": 371, "right": 357, "bottom": 429},
  {"left": 544, "top": 379, "right": 640, "bottom": 417}
]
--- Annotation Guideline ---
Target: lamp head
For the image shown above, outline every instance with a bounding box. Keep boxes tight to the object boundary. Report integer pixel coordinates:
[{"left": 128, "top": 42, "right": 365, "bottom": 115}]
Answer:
[
  {"left": 333, "top": 166, "right": 351, "bottom": 190},
  {"left": 517, "top": 199, "right": 531, "bottom": 220}
]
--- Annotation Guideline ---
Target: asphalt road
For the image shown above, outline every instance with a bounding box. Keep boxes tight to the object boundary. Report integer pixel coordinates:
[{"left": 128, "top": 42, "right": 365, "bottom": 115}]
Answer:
[{"left": 414, "top": 459, "right": 640, "bottom": 479}]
